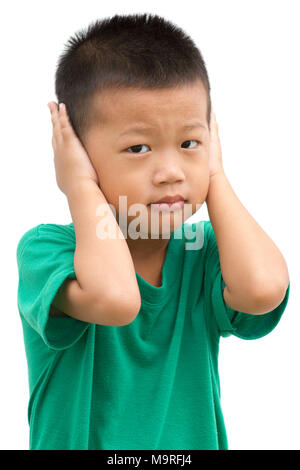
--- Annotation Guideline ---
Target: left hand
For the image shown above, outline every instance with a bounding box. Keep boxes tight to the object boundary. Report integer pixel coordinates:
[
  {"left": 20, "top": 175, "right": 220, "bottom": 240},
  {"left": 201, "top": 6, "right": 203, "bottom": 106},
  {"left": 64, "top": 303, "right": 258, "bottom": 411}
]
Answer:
[{"left": 208, "top": 109, "right": 225, "bottom": 178}]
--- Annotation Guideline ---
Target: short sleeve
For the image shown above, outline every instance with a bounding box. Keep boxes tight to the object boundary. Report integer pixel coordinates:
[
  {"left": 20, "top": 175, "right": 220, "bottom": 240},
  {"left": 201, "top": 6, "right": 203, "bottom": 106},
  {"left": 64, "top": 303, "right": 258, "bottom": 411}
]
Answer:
[
  {"left": 204, "top": 221, "right": 290, "bottom": 339},
  {"left": 16, "top": 223, "right": 90, "bottom": 350}
]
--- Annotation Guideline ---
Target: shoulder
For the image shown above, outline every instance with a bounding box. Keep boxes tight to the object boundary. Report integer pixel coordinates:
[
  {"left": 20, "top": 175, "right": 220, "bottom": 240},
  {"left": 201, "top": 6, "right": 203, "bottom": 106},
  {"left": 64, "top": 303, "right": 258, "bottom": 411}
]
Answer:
[
  {"left": 37, "top": 222, "right": 75, "bottom": 242},
  {"left": 16, "top": 222, "right": 75, "bottom": 261}
]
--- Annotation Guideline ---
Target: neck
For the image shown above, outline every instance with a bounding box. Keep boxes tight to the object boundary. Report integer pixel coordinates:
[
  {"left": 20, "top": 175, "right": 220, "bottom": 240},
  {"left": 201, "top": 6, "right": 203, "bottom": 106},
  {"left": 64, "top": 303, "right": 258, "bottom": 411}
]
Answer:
[{"left": 126, "top": 235, "right": 170, "bottom": 264}]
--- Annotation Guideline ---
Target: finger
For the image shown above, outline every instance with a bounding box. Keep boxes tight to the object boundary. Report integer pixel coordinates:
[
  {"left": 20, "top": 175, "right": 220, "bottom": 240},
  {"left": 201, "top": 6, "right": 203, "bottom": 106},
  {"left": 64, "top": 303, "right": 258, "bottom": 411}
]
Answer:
[
  {"left": 209, "top": 108, "right": 214, "bottom": 131},
  {"left": 210, "top": 108, "right": 217, "bottom": 124},
  {"left": 48, "top": 101, "right": 62, "bottom": 138},
  {"left": 211, "top": 109, "right": 218, "bottom": 125},
  {"left": 51, "top": 135, "right": 57, "bottom": 152},
  {"left": 48, "top": 101, "right": 57, "bottom": 122},
  {"left": 48, "top": 102, "right": 59, "bottom": 131},
  {"left": 210, "top": 109, "right": 218, "bottom": 137},
  {"left": 58, "top": 103, "right": 73, "bottom": 139}
]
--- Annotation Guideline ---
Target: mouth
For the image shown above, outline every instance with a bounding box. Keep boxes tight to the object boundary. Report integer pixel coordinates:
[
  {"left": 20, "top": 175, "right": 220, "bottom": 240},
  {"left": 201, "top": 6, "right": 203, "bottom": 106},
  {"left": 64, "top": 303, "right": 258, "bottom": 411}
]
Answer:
[
  {"left": 148, "top": 194, "right": 186, "bottom": 204},
  {"left": 148, "top": 198, "right": 186, "bottom": 211}
]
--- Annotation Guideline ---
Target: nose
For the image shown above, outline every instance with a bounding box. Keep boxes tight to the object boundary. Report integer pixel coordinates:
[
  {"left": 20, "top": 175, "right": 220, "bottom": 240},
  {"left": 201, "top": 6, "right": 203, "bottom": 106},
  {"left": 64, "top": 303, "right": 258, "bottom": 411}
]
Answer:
[{"left": 152, "top": 154, "right": 185, "bottom": 185}]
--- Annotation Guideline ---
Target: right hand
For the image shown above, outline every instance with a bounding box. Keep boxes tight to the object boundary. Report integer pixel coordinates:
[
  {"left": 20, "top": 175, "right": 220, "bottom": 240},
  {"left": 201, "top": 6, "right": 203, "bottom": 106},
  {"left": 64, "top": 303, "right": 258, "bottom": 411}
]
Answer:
[{"left": 48, "top": 101, "right": 99, "bottom": 196}]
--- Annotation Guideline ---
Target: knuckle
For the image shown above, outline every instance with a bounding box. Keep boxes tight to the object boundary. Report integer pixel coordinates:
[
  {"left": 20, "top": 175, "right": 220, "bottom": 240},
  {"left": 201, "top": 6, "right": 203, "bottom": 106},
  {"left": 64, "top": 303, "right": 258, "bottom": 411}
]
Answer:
[{"left": 61, "top": 126, "right": 71, "bottom": 139}]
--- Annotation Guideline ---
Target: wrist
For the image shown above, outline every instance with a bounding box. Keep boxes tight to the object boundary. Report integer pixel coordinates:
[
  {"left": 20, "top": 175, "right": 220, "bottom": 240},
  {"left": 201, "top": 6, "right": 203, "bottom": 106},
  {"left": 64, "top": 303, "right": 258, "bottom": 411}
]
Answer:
[
  {"left": 65, "top": 178, "right": 101, "bottom": 199},
  {"left": 206, "top": 171, "right": 228, "bottom": 206},
  {"left": 209, "top": 170, "right": 226, "bottom": 181}
]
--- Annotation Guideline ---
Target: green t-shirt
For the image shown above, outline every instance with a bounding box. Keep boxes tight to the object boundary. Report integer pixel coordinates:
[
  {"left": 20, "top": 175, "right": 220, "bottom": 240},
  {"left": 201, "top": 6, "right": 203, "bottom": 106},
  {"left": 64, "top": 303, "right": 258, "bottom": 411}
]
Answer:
[{"left": 16, "top": 220, "right": 290, "bottom": 450}]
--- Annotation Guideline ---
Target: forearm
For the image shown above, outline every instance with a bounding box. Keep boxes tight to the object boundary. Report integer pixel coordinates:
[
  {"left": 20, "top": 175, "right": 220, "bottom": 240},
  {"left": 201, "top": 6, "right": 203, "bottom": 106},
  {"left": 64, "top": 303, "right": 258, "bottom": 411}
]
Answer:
[
  {"left": 66, "top": 180, "right": 141, "bottom": 310},
  {"left": 206, "top": 172, "right": 289, "bottom": 300}
]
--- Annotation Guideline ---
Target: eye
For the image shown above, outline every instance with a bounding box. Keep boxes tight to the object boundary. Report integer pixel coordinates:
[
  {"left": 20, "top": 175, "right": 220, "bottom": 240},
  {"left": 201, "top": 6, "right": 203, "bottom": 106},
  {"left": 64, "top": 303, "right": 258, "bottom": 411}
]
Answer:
[
  {"left": 126, "top": 144, "right": 150, "bottom": 154},
  {"left": 181, "top": 140, "right": 200, "bottom": 149},
  {"left": 124, "top": 139, "right": 201, "bottom": 155}
]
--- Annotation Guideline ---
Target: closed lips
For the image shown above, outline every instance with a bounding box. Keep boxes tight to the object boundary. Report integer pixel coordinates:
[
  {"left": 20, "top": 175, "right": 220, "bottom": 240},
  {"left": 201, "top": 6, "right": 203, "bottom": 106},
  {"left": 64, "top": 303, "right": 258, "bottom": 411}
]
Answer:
[{"left": 150, "top": 194, "right": 186, "bottom": 204}]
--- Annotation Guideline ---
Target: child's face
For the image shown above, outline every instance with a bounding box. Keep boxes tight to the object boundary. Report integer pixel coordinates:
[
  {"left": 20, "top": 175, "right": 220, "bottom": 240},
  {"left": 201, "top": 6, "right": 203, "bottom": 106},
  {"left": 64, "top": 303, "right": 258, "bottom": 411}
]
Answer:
[{"left": 82, "top": 80, "right": 210, "bottom": 236}]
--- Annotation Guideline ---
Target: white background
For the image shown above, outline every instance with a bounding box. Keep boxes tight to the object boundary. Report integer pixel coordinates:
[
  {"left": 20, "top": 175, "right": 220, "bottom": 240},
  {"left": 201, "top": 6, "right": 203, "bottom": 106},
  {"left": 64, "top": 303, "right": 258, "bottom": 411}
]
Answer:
[{"left": 1, "top": 0, "right": 299, "bottom": 450}]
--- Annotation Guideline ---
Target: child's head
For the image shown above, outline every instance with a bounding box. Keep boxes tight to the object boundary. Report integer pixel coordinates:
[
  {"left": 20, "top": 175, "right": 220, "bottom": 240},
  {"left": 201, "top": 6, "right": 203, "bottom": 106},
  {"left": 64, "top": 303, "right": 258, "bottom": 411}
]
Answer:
[{"left": 55, "top": 13, "right": 212, "bottom": 236}]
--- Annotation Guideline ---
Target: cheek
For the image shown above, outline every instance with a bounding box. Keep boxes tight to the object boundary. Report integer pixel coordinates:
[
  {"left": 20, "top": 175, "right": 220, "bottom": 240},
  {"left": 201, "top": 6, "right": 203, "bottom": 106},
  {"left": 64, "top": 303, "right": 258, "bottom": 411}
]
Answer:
[
  {"left": 182, "top": 168, "right": 209, "bottom": 224},
  {"left": 98, "top": 173, "right": 137, "bottom": 216},
  {"left": 189, "top": 164, "right": 210, "bottom": 204}
]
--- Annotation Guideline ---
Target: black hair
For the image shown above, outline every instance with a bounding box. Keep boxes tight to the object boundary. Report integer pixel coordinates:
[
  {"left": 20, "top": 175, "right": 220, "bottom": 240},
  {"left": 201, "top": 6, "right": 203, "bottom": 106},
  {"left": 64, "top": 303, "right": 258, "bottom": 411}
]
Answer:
[{"left": 55, "top": 13, "right": 211, "bottom": 142}]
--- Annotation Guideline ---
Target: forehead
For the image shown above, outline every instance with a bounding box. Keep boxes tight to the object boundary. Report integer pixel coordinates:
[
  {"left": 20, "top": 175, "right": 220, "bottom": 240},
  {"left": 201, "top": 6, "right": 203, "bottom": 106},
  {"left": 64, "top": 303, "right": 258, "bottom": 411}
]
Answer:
[{"left": 90, "top": 80, "right": 208, "bottom": 130}]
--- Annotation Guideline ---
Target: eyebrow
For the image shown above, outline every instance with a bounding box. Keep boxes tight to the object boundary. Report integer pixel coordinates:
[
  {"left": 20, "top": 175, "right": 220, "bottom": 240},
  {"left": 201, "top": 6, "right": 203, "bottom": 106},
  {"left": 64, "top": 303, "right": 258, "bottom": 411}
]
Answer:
[{"left": 119, "top": 121, "right": 207, "bottom": 137}]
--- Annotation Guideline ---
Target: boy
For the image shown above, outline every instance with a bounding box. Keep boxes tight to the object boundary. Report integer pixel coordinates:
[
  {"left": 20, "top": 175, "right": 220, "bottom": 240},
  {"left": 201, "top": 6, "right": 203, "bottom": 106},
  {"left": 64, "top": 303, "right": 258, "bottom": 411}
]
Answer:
[{"left": 16, "top": 13, "right": 290, "bottom": 450}]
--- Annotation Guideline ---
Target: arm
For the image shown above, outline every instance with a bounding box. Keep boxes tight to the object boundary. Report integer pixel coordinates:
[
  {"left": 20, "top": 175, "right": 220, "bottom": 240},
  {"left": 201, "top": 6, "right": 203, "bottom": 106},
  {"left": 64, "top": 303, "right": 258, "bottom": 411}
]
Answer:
[
  {"left": 48, "top": 101, "right": 141, "bottom": 326},
  {"left": 61, "top": 180, "right": 141, "bottom": 325},
  {"left": 51, "top": 277, "right": 136, "bottom": 327},
  {"left": 206, "top": 110, "right": 289, "bottom": 315}
]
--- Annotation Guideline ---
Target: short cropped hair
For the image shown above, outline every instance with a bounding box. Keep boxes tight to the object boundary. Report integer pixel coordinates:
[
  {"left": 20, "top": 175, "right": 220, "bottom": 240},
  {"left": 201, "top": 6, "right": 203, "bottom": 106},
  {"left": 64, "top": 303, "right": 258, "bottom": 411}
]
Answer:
[{"left": 54, "top": 13, "right": 211, "bottom": 142}]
